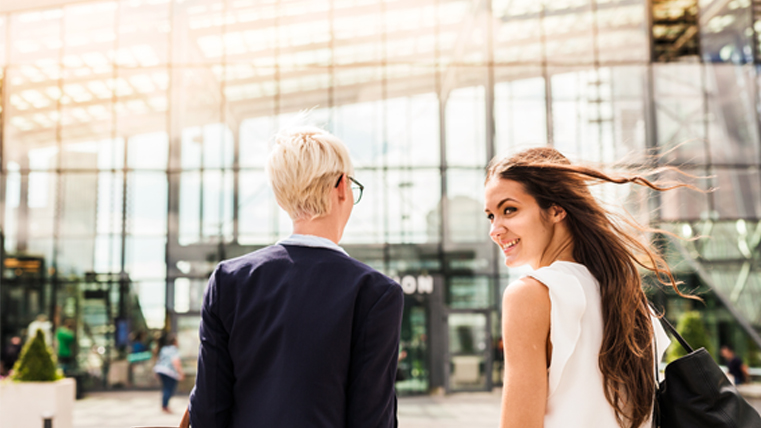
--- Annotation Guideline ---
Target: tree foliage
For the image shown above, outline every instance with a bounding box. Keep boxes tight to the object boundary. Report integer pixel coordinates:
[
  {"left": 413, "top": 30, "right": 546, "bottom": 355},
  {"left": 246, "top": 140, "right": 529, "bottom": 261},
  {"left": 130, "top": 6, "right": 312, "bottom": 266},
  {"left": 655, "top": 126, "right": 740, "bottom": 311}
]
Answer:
[
  {"left": 666, "top": 310, "right": 713, "bottom": 362},
  {"left": 11, "top": 330, "right": 62, "bottom": 382}
]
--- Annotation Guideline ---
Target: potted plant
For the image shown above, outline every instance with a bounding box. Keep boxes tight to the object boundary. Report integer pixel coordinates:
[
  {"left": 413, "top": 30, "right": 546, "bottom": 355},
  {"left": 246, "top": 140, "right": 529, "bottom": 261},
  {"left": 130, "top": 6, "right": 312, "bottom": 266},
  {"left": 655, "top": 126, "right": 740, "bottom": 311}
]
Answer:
[{"left": 0, "top": 330, "right": 76, "bottom": 428}]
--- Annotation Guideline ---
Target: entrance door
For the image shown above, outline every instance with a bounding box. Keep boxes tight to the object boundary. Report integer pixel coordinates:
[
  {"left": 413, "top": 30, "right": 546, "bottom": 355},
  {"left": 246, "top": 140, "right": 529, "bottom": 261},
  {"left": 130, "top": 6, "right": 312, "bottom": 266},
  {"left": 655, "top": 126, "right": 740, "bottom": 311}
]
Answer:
[{"left": 447, "top": 311, "right": 491, "bottom": 391}]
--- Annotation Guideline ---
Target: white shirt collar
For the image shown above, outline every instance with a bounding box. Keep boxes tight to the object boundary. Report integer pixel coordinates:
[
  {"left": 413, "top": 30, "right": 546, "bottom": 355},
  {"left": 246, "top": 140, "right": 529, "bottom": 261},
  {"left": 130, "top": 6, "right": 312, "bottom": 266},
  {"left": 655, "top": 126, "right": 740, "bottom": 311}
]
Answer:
[{"left": 276, "top": 234, "right": 349, "bottom": 256}]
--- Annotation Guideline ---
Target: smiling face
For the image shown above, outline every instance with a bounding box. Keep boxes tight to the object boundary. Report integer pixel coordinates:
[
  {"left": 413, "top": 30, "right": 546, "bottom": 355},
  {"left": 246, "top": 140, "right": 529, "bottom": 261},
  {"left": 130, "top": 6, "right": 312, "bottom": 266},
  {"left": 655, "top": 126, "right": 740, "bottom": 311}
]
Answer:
[{"left": 484, "top": 177, "right": 571, "bottom": 269}]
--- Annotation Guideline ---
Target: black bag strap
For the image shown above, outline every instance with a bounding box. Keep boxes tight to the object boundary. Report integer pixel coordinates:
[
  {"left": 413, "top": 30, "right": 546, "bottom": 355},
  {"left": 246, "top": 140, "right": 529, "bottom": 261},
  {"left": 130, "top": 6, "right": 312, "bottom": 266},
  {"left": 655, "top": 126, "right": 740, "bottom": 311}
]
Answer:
[{"left": 658, "top": 315, "right": 694, "bottom": 354}]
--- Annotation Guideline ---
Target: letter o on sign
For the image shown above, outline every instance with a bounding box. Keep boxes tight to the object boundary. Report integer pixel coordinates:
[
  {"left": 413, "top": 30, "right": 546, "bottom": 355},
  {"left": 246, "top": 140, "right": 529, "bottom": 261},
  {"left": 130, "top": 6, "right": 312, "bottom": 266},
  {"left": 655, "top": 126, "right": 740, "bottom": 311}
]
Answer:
[{"left": 401, "top": 275, "right": 417, "bottom": 294}]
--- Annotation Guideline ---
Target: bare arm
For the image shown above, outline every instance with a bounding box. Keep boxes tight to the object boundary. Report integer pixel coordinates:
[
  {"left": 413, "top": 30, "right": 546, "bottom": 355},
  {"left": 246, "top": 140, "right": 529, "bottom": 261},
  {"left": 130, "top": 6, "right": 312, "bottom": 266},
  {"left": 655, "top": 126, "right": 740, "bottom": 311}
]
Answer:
[
  {"left": 172, "top": 357, "right": 185, "bottom": 381},
  {"left": 499, "top": 277, "right": 551, "bottom": 428}
]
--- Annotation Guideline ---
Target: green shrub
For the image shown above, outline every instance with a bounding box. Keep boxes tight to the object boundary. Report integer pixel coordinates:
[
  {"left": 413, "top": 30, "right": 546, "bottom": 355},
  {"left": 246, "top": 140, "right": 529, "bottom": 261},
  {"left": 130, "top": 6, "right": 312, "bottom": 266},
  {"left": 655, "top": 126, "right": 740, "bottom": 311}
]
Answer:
[
  {"left": 11, "top": 330, "right": 62, "bottom": 382},
  {"left": 666, "top": 311, "right": 713, "bottom": 362}
]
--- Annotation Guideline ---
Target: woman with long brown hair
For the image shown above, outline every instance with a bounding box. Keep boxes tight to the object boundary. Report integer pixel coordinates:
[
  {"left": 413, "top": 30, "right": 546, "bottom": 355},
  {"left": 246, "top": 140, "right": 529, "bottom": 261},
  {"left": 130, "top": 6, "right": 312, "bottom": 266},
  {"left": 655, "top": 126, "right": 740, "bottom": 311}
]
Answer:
[{"left": 485, "top": 147, "right": 690, "bottom": 428}]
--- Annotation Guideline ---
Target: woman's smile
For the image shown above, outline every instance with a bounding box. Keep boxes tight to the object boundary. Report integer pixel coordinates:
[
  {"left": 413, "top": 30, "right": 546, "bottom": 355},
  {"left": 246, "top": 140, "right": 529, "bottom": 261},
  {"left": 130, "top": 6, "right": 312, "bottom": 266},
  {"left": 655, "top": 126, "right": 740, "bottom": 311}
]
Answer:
[{"left": 500, "top": 238, "right": 520, "bottom": 254}]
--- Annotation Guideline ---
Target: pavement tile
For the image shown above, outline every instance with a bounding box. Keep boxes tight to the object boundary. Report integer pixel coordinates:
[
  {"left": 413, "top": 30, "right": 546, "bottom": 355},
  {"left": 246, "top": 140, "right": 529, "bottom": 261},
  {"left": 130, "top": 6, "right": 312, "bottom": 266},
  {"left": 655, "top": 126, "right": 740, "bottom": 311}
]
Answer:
[{"left": 70, "top": 389, "right": 502, "bottom": 428}]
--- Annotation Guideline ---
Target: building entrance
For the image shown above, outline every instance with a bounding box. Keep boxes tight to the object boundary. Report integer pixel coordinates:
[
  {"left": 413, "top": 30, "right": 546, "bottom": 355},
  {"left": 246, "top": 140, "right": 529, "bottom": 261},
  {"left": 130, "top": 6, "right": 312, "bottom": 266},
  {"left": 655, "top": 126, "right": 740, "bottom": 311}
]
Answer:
[{"left": 447, "top": 311, "right": 492, "bottom": 392}]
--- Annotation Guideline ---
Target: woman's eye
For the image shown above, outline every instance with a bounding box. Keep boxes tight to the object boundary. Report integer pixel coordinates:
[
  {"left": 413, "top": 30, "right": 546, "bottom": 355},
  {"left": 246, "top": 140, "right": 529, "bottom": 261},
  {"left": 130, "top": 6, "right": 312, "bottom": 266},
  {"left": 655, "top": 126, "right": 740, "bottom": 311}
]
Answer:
[
  {"left": 504, "top": 207, "right": 516, "bottom": 215},
  {"left": 486, "top": 213, "right": 494, "bottom": 221}
]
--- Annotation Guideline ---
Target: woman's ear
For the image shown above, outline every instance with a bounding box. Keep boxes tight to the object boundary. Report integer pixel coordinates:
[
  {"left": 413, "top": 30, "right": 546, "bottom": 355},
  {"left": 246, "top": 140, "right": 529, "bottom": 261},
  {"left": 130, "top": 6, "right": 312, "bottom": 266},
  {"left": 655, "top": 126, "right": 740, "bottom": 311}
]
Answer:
[{"left": 549, "top": 205, "right": 567, "bottom": 223}]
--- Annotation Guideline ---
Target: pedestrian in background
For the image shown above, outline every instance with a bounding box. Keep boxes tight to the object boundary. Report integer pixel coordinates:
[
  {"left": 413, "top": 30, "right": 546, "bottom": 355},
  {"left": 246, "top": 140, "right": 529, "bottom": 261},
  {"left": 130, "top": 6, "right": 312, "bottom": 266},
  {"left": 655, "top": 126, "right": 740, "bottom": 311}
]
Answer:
[
  {"left": 1, "top": 336, "right": 22, "bottom": 376},
  {"left": 721, "top": 345, "right": 750, "bottom": 385},
  {"left": 189, "top": 126, "right": 404, "bottom": 428},
  {"left": 153, "top": 333, "right": 184, "bottom": 413},
  {"left": 56, "top": 318, "right": 76, "bottom": 375},
  {"left": 485, "top": 148, "right": 696, "bottom": 428}
]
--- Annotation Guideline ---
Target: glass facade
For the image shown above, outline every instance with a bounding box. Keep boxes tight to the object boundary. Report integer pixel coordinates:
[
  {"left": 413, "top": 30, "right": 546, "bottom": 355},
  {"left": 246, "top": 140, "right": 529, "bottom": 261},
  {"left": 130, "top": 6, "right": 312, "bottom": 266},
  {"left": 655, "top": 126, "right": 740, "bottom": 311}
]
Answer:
[{"left": 2, "top": 0, "right": 761, "bottom": 393}]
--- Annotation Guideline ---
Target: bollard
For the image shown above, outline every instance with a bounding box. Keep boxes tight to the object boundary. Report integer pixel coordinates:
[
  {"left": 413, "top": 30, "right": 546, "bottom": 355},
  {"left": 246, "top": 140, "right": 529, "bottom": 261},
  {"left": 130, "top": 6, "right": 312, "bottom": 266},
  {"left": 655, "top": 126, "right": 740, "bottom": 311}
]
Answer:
[{"left": 42, "top": 412, "right": 53, "bottom": 428}]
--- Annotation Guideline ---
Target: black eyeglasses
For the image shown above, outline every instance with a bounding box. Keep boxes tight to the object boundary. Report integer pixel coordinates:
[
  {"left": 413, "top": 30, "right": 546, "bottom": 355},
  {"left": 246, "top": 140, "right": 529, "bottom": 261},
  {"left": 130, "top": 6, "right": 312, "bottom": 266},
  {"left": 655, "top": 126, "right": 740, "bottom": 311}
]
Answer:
[{"left": 334, "top": 174, "right": 364, "bottom": 205}]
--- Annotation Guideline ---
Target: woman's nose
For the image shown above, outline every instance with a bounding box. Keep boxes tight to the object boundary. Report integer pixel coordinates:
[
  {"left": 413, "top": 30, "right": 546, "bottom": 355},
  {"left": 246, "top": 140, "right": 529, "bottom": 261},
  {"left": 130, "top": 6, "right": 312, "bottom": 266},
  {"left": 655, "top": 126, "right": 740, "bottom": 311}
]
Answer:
[{"left": 490, "top": 222, "right": 505, "bottom": 240}]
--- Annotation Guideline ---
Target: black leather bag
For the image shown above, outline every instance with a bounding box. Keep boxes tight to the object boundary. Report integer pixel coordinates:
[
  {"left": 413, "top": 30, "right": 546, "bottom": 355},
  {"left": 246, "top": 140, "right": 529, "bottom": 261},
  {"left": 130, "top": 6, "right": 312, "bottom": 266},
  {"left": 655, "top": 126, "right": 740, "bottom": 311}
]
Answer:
[{"left": 654, "top": 316, "right": 761, "bottom": 428}]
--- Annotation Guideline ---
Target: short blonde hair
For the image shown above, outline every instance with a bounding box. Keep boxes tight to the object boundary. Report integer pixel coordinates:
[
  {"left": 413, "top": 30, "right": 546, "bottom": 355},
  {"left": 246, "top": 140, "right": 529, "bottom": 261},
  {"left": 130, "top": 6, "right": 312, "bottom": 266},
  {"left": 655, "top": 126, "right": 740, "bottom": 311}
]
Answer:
[{"left": 266, "top": 126, "right": 354, "bottom": 220}]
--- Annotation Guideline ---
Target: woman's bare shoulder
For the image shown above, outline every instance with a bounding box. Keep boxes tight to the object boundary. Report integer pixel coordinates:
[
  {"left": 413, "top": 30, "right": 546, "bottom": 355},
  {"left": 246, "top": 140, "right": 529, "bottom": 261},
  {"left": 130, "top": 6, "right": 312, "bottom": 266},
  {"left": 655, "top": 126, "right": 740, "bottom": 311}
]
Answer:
[{"left": 503, "top": 277, "right": 550, "bottom": 308}]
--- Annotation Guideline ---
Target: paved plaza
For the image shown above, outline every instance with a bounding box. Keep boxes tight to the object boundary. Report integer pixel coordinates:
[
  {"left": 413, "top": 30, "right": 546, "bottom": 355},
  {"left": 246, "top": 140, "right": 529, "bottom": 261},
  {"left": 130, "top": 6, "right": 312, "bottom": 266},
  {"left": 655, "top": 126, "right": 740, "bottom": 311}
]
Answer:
[
  {"left": 72, "top": 389, "right": 502, "bottom": 428},
  {"left": 63, "top": 384, "right": 761, "bottom": 428}
]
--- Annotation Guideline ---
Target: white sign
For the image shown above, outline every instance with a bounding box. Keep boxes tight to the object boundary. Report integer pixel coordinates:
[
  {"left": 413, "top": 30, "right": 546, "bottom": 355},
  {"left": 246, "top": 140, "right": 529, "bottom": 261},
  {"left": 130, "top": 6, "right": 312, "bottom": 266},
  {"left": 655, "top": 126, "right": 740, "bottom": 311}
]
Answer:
[{"left": 391, "top": 274, "right": 434, "bottom": 295}]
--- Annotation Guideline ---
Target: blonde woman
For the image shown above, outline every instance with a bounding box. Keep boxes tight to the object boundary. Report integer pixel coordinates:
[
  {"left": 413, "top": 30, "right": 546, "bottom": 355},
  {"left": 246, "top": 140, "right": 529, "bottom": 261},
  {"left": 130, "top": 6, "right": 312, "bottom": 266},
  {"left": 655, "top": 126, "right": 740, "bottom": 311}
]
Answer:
[{"left": 189, "top": 127, "right": 403, "bottom": 428}]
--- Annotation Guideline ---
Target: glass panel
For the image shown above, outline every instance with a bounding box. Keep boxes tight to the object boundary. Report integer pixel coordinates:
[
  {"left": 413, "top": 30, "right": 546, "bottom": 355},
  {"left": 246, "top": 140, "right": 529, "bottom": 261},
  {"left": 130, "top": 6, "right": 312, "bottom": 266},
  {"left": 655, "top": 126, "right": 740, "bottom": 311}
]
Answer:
[
  {"left": 448, "top": 276, "right": 491, "bottom": 309},
  {"left": 494, "top": 72, "right": 547, "bottom": 158},
  {"left": 333, "top": 96, "right": 384, "bottom": 168},
  {"left": 713, "top": 168, "right": 761, "bottom": 220},
  {"left": 60, "top": 172, "right": 98, "bottom": 237},
  {"left": 237, "top": 170, "right": 282, "bottom": 245},
  {"left": 385, "top": 169, "right": 441, "bottom": 244},
  {"left": 706, "top": 64, "right": 760, "bottom": 166},
  {"left": 125, "top": 237, "right": 166, "bottom": 281},
  {"left": 56, "top": 238, "right": 95, "bottom": 275},
  {"left": 202, "top": 170, "right": 234, "bottom": 240},
  {"left": 659, "top": 168, "right": 711, "bottom": 221},
  {"left": 448, "top": 312, "right": 487, "bottom": 390},
  {"left": 396, "top": 299, "right": 429, "bottom": 395},
  {"left": 173, "top": 277, "right": 205, "bottom": 314},
  {"left": 383, "top": 0, "right": 437, "bottom": 66},
  {"left": 118, "top": 0, "right": 170, "bottom": 67},
  {"left": 5, "top": 65, "right": 61, "bottom": 167},
  {"left": 446, "top": 85, "right": 486, "bottom": 167},
  {"left": 551, "top": 67, "right": 617, "bottom": 163},
  {"left": 544, "top": 0, "right": 595, "bottom": 65},
  {"left": 128, "top": 133, "right": 169, "bottom": 170},
  {"left": 133, "top": 280, "right": 166, "bottom": 329},
  {"left": 652, "top": 63, "right": 707, "bottom": 164},
  {"left": 597, "top": 0, "right": 648, "bottom": 64},
  {"left": 128, "top": 172, "right": 167, "bottom": 235},
  {"left": 492, "top": 0, "right": 543, "bottom": 63},
  {"left": 0, "top": 17, "right": 6, "bottom": 67},
  {"left": 28, "top": 172, "right": 57, "bottom": 238},
  {"left": 172, "top": 0, "right": 225, "bottom": 65},
  {"left": 699, "top": 0, "right": 753, "bottom": 64},
  {"left": 446, "top": 169, "right": 489, "bottom": 243},
  {"left": 179, "top": 171, "right": 201, "bottom": 245},
  {"left": 4, "top": 164, "right": 21, "bottom": 252},
  {"left": 10, "top": 9, "right": 63, "bottom": 65},
  {"left": 94, "top": 235, "right": 121, "bottom": 273},
  {"left": 239, "top": 116, "right": 276, "bottom": 169},
  {"left": 343, "top": 169, "right": 384, "bottom": 244}
]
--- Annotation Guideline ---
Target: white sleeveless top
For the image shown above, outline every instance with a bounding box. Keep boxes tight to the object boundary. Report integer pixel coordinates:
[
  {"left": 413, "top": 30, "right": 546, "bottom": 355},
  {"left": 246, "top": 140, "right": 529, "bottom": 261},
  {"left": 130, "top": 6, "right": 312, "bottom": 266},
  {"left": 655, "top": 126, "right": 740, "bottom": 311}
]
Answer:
[{"left": 524, "top": 261, "right": 671, "bottom": 428}]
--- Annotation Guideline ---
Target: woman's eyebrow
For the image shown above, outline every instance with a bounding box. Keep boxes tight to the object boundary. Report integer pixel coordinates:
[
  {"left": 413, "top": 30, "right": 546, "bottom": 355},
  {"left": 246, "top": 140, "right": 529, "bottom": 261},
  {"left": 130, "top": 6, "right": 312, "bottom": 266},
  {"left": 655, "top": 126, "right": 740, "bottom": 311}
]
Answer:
[{"left": 497, "top": 197, "right": 518, "bottom": 209}]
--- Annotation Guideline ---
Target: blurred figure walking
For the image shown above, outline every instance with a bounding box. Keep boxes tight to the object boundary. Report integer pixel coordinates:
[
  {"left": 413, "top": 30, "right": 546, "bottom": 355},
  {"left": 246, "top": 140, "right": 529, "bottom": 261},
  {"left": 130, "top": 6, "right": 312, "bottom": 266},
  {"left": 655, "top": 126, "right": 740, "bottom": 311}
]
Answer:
[
  {"left": 153, "top": 333, "right": 185, "bottom": 413},
  {"left": 721, "top": 345, "right": 750, "bottom": 385},
  {"left": 56, "top": 318, "right": 76, "bottom": 375}
]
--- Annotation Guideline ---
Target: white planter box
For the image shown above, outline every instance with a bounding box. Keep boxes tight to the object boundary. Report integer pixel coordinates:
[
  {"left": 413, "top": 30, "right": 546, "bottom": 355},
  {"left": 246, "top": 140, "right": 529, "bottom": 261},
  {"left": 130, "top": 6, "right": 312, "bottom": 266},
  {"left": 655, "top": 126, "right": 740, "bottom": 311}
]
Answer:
[{"left": 0, "top": 377, "right": 76, "bottom": 428}]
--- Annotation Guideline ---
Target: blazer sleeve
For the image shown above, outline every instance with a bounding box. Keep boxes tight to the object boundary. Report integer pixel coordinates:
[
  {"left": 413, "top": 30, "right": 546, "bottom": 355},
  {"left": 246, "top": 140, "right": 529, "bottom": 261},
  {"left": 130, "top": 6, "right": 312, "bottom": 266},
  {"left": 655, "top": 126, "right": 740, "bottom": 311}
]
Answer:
[
  {"left": 346, "top": 281, "right": 404, "bottom": 428},
  {"left": 189, "top": 267, "right": 235, "bottom": 428}
]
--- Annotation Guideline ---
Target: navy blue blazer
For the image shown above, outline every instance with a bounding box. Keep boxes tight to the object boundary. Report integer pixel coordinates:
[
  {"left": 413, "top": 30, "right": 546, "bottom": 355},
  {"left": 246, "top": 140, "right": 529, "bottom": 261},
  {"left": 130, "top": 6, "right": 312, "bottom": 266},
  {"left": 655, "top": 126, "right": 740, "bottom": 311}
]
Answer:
[{"left": 189, "top": 244, "right": 404, "bottom": 428}]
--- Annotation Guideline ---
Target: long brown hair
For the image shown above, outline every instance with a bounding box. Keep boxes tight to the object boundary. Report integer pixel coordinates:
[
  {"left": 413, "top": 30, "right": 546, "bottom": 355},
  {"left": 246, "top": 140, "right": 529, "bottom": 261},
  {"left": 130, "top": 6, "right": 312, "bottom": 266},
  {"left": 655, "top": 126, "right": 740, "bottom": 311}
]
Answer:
[{"left": 486, "top": 147, "right": 696, "bottom": 428}]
